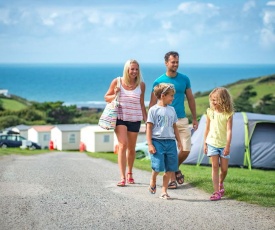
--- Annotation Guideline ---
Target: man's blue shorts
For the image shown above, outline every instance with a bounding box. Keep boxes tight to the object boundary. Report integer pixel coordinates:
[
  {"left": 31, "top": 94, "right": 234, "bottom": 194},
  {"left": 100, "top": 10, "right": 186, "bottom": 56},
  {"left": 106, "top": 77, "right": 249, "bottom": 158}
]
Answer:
[{"left": 150, "top": 139, "right": 178, "bottom": 172}]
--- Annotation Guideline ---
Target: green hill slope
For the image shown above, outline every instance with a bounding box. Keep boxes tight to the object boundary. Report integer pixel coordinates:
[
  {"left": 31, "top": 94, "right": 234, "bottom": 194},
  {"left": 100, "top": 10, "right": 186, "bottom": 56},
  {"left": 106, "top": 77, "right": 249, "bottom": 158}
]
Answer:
[
  {"left": 1, "top": 98, "right": 27, "bottom": 111},
  {"left": 185, "top": 74, "right": 275, "bottom": 118}
]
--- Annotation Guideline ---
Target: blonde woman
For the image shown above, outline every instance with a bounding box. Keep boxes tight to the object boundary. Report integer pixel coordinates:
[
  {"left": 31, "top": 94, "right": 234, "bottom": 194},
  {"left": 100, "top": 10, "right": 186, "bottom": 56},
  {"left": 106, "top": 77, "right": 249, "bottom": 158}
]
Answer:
[{"left": 105, "top": 59, "right": 147, "bottom": 187}]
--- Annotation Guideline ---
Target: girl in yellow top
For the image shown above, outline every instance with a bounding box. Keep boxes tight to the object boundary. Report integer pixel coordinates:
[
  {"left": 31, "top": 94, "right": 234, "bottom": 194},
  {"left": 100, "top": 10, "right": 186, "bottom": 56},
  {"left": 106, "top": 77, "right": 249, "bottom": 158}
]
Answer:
[{"left": 203, "top": 87, "right": 234, "bottom": 201}]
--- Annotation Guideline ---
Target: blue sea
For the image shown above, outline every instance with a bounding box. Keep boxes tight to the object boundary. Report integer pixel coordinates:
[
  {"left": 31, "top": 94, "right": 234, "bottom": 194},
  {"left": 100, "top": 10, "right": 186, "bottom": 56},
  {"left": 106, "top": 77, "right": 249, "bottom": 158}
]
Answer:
[{"left": 1, "top": 63, "right": 275, "bottom": 108}]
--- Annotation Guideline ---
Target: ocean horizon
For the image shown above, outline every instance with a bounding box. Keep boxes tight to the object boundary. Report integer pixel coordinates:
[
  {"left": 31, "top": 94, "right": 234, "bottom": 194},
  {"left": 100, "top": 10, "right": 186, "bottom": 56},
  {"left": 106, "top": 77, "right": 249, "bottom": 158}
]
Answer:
[{"left": 1, "top": 63, "right": 275, "bottom": 108}]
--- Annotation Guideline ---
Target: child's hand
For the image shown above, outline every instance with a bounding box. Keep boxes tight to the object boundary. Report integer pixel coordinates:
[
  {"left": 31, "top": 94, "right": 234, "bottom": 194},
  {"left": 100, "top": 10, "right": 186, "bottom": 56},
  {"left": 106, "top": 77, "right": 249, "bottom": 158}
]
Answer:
[
  {"left": 148, "top": 144, "right": 156, "bottom": 154},
  {"left": 223, "top": 146, "right": 230, "bottom": 156},
  {"left": 204, "top": 143, "right": 208, "bottom": 154}
]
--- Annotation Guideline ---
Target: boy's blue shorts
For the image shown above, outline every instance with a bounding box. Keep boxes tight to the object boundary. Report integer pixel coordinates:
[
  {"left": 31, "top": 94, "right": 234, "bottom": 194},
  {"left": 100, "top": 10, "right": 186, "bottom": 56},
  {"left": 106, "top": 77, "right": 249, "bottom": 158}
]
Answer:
[{"left": 150, "top": 139, "right": 178, "bottom": 172}]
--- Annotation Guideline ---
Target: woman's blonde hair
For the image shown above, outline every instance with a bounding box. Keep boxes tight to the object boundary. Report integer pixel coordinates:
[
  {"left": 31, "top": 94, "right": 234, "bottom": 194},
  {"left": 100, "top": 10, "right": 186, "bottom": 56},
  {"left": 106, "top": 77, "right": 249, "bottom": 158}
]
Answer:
[
  {"left": 209, "top": 87, "right": 234, "bottom": 113},
  {"left": 154, "top": 83, "right": 175, "bottom": 99},
  {"left": 122, "top": 59, "right": 142, "bottom": 86}
]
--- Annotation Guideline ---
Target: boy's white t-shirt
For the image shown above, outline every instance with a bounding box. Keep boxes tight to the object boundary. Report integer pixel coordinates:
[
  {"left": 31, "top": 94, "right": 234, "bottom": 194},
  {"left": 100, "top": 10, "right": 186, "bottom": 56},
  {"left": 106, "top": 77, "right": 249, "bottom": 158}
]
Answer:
[{"left": 147, "top": 105, "right": 178, "bottom": 140}]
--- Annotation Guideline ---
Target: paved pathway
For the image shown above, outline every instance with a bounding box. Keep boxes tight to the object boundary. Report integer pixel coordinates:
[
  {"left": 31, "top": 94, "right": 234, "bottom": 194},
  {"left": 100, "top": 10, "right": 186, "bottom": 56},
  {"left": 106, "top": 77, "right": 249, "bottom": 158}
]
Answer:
[{"left": 0, "top": 152, "right": 274, "bottom": 230}]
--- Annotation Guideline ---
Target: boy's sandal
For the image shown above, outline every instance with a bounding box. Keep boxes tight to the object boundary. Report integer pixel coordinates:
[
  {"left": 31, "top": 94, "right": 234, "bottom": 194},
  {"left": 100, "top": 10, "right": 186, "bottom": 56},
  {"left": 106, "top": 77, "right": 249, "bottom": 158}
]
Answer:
[
  {"left": 219, "top": 183, "right": 225, "bottom": 197},
  {"left": 149, "top": 180, "right": 156, "bottom": 194},
  {"left": 127, "top": 172, "right": 135, "bottom": 184},
  {"left": 159, "top": 193, "right": 171, "bottom": 200},
  {"left": 168, "top": 181, "right": 177, "bottom": 189},
  {"left": 149, "top": 185, "right": 156, "bottom": 194},
  {"left": 210, "top": 191, "right": 221, "bottom": 201},
  {"left": 175, "top": 170, "right": 184, "bottom": 184},
  {"left": 117, "top": 178, "right": 126, "bottom": 187}
]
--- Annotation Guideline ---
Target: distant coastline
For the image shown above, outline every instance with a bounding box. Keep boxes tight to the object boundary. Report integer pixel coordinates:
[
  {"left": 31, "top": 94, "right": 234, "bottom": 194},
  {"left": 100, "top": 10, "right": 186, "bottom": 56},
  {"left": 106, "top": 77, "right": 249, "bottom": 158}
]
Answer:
[{"left": 1, "top": 63, "right": 275, "bottom": 108}]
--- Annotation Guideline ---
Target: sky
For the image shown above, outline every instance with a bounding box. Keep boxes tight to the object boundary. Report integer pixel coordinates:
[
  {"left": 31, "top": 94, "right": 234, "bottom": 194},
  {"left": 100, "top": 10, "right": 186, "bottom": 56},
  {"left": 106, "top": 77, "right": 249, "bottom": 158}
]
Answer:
[{"left": 0, "top": 0, "right": 275, "bottom": 64}]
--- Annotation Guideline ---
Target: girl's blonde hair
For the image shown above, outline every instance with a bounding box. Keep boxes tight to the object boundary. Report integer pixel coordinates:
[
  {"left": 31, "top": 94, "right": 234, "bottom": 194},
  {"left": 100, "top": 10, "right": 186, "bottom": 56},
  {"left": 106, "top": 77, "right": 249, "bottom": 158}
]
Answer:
[
  {"left": 209, "top": 87, "right": 234, "bottom": 113},
  {"left": 154, "top": 83, "right": 175, "bottom": 99},
  {"left": 122, "top": 59, "right": 142, "bottom": 87}
]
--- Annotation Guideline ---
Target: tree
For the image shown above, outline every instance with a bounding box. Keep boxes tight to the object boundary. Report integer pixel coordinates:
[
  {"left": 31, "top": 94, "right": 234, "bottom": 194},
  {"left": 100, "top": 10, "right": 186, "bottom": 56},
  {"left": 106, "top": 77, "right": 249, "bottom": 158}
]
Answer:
[
  {"left": 254, "top": 94, "right": 275, "bottom": 115},
  {"left": 31, "top": 101, "right": 81, "bottom": 124},
  {"left": 234, "top": 85, "right": 257, "bottom": 112},
  {"left": 47, "top": 104, "right": 81, "bottom": 124},
  {"left": 0, "top": 115, "right": 21, "bottom": 130},
  {"left": 0, "top": 99, "right": 3, "bottom": 111}
]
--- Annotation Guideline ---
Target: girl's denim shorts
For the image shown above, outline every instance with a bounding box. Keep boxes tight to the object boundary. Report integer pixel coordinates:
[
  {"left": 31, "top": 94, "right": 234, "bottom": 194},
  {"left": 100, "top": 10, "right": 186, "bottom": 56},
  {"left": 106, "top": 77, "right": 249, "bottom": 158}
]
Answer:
[{"left": 207, "top": 144, "right": 230, "bottom": 159}]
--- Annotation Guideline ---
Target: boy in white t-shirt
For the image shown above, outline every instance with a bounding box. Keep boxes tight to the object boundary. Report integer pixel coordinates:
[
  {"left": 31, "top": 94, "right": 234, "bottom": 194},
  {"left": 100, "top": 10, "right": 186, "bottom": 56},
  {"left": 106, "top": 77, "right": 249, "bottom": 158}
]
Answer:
[{"left": 147, "top": 83, "right": 183, "bottom": 199}]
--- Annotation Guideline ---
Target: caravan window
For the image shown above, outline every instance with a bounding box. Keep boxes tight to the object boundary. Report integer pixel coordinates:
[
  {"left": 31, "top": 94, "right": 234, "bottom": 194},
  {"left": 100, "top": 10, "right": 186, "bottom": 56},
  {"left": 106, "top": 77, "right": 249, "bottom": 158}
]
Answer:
[
  {"left": 43, "top": 134, "right": 50, "bottom": 141},
  {"left": 68, "top": 134, "right": 76, "bottom": 143},
  {"left": 103, "top": 135, "right": 110, "bottom": 143}
]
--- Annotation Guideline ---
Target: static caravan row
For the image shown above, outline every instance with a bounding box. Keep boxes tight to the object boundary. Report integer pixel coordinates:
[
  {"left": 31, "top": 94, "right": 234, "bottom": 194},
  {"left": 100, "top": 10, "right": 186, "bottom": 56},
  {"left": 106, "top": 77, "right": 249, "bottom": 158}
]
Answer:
[{"left": 8, "top": 123, "right": 146, "bottom": 152}]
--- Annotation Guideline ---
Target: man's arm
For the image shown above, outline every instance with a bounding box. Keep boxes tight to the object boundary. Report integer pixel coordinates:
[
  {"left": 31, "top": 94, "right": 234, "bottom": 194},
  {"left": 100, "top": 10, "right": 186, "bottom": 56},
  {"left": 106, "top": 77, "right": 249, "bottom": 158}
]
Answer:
[{"left": 185, "top": 88, "right": 198, "bottom": 130}]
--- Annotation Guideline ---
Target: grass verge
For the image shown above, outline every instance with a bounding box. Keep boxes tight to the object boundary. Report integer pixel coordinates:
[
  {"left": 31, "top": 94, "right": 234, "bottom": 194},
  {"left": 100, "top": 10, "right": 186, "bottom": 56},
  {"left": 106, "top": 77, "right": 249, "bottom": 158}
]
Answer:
[
  {"left": 0, "top": 148, "right": 50, "bottom": 156},
  {"left": 86, "top": 152, "right": 275, "bottom": 207}
]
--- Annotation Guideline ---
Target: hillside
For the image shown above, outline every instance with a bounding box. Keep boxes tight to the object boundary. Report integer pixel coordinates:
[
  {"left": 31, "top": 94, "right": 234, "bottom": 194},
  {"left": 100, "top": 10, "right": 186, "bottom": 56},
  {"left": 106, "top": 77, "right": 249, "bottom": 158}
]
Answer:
[
  {"left": 1, "top": 98, "right": 28, "bottom": 111},
  {"left": 185, "top": 74, "right": 275, "bottom": 118}
]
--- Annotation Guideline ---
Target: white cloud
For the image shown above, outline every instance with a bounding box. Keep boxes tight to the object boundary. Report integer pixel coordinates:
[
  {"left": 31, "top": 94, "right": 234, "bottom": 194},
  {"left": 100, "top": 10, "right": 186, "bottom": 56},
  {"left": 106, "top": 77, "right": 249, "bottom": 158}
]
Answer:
[
  {"left": 243, "top": 0, "right": 256, "bottom": 12},
  {"left": 267, "top": 1, "right": 275, "bottom": 6},
  {"left": 0, "top": 9, "right": 14, "bottom": 25},
  {"left": 87, "top": 11, "right": 100, "bottom": 24},
  {"left": 41, "top": 12, "right": 58, "bottom": 26},
  {"left": 260, "top": 9, "right": 275, "bottom": 48},
  {"left": 260, "top": 27, "right": 275, "bottom": 47},
  {"left": 178, "top": 1, "right": 219, "bottom": 17},
  {"left": 165, "top": 30, "right": 191, "bottom": 46},
  {"left": 161, "top": 21, "right": 172, "bottom": 30}
]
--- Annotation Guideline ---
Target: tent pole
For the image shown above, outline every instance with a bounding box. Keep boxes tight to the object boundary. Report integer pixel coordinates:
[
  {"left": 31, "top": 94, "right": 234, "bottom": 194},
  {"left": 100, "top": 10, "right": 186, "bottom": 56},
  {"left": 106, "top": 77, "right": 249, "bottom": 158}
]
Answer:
[{"left": 241, "top": 112, "right": 252, "bottom": 170}]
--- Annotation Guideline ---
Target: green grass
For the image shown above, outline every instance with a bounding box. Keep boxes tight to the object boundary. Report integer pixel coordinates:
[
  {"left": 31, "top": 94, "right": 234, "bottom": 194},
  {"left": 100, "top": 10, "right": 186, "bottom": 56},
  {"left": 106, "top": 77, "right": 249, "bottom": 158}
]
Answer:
[
  {"left": 1, "top": 149, "right": 274, "bottom": 207},
  {"left": 86, "top": 152, "right": 275, "bottom": 207},
  {"left": 0, "top": 148, "right": 50, "bottom": 156},
  {"left": 1, "top": 98, "right": 27, "bottom": 111}
]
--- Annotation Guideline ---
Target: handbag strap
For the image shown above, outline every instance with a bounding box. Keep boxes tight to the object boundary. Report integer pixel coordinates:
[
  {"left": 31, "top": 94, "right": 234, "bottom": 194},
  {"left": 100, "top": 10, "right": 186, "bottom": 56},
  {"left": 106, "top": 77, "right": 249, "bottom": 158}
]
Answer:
[
  {"left": 115, "top": 77, "right": 121, "bottom": 102},
  {"left": 117, "top": 76, "right": 121, "bottom": 89}
]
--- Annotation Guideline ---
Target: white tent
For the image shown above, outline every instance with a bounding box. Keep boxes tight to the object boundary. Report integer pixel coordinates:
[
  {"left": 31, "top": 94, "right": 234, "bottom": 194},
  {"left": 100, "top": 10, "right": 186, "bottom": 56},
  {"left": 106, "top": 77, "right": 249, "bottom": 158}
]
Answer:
[{"left": 184, "top": 112, "right": 275, "bottom": 169}]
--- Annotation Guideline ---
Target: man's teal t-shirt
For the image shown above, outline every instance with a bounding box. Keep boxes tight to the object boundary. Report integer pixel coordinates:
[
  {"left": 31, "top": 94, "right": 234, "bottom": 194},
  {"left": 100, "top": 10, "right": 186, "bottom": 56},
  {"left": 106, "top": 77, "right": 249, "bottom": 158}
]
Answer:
[{"left": 152, "top": 73, "right": 191, "bottom": 118}]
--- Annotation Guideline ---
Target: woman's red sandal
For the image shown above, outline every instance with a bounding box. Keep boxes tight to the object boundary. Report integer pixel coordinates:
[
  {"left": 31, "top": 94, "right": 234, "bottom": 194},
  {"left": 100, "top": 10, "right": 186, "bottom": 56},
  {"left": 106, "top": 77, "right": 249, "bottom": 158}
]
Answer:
[
  {"left": 117, "top": 178, "right": 126, "bottom": 187},
  {"left": 127, "top": 172, "right": 135, "bottom": 184}
]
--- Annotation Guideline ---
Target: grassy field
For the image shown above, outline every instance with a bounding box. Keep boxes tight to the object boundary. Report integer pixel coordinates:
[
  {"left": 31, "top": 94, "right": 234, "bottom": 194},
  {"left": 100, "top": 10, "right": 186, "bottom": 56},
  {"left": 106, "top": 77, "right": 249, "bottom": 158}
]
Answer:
[
  {"left": 1, "top": 148, "right": 274, "bottom": 207},
  {"left": 1, "top": 98, "right": 27, "bottom": 111}
]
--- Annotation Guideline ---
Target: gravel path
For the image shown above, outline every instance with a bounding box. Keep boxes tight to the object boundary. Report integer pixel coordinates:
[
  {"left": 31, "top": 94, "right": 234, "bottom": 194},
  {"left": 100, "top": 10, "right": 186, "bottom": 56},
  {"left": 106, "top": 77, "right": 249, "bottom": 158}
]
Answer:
[{"left": 0, "top": 152, "right": 274, "bottom": 230}]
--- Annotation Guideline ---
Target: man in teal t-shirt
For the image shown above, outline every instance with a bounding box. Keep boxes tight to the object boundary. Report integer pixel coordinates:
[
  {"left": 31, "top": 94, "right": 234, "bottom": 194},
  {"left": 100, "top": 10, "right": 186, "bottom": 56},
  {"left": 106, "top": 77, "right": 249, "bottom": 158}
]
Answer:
[{"left": 149, "top": 51, "right": 198, "bottom": 189}]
